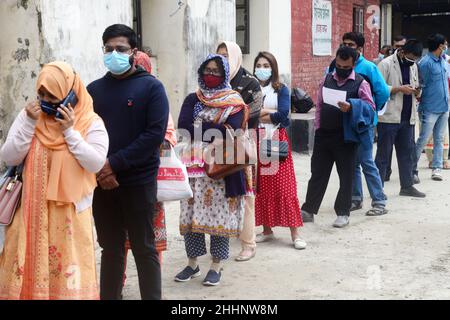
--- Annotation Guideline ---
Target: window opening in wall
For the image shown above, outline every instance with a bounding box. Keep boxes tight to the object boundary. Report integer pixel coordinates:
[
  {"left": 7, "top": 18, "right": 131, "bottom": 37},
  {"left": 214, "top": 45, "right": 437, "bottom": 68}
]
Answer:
[
  {"left": 236, "top": 0, "right": 250, "bottom": 54},
  {"left": 133, "top": 0, "right": 143, "bottom": 50},
  {"left": 353, "top": 6, "right": 364, "bottom": 34}
]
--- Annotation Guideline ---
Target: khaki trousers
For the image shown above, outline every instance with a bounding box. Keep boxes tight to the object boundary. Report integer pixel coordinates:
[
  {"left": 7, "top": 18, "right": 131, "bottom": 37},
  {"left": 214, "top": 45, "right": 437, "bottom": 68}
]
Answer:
[{"left": 239, "top": 196, "right": 256, "bottom": 250}]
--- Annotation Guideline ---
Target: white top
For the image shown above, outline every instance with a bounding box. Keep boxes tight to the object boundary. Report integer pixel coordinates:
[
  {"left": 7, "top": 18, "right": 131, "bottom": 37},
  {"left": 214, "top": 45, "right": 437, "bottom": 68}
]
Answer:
[
  {"left": 261, "top": 84, "right": 278, "bottom": 136},
  {"left": 0, "top": 110, "right": 109, "bottom": 212},
  {"left": 262, "top": 84, "right": 278, "bottom": 110}
]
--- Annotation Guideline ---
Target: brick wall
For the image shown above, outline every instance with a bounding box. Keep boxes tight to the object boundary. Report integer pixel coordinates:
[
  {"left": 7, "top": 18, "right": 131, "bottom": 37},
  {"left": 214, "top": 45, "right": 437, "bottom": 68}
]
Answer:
[{"left": 291, "top": 0, "right": 380, "bottom": 101}]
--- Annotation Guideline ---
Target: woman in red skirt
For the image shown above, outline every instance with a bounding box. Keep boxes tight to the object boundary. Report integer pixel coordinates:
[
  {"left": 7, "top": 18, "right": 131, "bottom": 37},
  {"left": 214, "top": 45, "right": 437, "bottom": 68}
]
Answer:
[{"left": 253, "top": 52, "right": 306, "bottom": 250}]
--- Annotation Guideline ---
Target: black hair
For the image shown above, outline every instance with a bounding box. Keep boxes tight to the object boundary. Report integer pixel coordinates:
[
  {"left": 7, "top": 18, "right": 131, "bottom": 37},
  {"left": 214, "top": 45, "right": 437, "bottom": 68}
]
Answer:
[
  {"left": 394, "top": 35, "right": 407, "bottom": 42},
  {"left": 427, "top": 33, "right": 447, "bottom": 52},
  {"left": 336, "top": 46, "right": 358, "bottom": 64},
  {"left": 102, "top": 24, "right": 137, "bottom": 48},
  {"left": 217, "top": 43, "right": 227, "bottom": 52},
  {"left": 343, "top": 32, "right": 365, "bottom": 48},
  {"left": 402, "top": 39, "right": 423, "bottom": 57}
]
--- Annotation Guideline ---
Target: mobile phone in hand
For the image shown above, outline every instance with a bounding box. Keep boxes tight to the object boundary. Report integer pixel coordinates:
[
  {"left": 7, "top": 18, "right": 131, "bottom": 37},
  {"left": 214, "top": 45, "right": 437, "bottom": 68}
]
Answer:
[{"left": 56, "top": 90, "right": 78, "bottom": 119}]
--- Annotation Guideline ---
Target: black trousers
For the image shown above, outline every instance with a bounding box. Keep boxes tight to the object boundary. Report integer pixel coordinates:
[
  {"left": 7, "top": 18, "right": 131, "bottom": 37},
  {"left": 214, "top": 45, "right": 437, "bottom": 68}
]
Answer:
[
  {"left": 93, "top": 181, "right": 161, "bottom": 300},
  {"left": 375, "top": 121, "right": 415, "bottom": 189},
  {"left": 301, "top": 130, "right": 357, "bottom": 216}
]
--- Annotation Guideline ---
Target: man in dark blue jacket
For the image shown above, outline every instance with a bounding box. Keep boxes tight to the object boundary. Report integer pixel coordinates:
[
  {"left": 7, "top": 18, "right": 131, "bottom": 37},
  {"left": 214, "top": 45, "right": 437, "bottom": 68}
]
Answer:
[{"left": 88, "top": 24, "right": 169, "bottom": 300}]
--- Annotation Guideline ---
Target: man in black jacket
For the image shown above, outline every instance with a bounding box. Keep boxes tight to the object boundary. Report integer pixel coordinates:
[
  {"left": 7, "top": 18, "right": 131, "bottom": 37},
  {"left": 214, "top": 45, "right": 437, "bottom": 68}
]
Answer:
[
  {"left": 88, "top": 24, "right": 169, "bottom": 300},
  {"left": 217, "top": 41, "right": 263, "bottom": 261}
]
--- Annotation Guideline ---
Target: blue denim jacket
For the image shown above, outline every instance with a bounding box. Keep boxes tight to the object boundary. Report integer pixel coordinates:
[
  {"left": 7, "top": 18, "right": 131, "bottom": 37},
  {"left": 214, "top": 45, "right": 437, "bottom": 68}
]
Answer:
[
  {"left": 418, "top": 53, "right": 449, "bottom": 113},
  {"left": 343, "top": 98, "right": 375, "bottom": 150}
]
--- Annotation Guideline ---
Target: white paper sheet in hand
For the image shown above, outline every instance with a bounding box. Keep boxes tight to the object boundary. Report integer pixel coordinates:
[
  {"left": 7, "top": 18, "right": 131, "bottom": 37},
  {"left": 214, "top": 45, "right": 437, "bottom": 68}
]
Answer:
[{"left": 322, "top": 87, "right": 347, "bottom": 108}]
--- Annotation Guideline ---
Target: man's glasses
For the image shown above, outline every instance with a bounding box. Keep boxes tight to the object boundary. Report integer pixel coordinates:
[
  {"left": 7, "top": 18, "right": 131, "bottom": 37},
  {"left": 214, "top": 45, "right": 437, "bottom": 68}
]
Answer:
[{"left": 102, "top": 45, "right": 132, "bottom": 54}]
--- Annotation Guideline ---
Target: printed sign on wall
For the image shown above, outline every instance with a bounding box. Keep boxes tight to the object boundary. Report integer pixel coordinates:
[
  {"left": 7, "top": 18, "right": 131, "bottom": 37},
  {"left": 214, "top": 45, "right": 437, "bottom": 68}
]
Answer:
[{"left": 312, "top": 0, "right": 332, "bottom": 56}]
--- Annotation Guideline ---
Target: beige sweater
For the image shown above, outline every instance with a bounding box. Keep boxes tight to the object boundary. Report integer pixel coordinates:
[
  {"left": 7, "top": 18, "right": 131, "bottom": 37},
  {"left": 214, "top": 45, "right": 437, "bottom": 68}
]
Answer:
[{"left": 377, "top": 53, "right": 421, "bottom": 125}]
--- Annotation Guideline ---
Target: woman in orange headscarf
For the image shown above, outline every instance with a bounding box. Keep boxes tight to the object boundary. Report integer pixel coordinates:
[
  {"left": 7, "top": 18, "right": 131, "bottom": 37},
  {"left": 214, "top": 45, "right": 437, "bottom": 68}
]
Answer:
[{"left": 0, "top": 61, "right": 109, "bottom": 300}]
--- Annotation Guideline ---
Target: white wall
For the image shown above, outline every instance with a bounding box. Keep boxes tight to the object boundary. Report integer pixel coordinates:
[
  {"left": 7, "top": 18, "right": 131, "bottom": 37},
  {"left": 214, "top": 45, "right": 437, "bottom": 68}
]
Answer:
[
  {"left": 268, "top": 0, "right": 291, "bottom": 85},
  {"left": 38, "top": 0, "right": 133, "bottom": 85},
  {"left": 0, "top": 0, "right": 134, "bottom": 146},
  {"left": 0, "top": 0, "right": 42, "bottom": 144},
  {"left": 243, "top": 0, "right": 270, "bottom": 74},
  {"left": 141, "top": 0, "right": 236, "bottom": 122},
  {"left": 185, "top": 0, "right": 236, "bottom": 94},
  {"left": 243, "top": 0, "right": 291, "bottom": 85},
  {"left": 0, "top": 0, "right": 239, "bottom": 138},
  {"left": 141, "top": 0, "right": 187, "bottom": 119}
]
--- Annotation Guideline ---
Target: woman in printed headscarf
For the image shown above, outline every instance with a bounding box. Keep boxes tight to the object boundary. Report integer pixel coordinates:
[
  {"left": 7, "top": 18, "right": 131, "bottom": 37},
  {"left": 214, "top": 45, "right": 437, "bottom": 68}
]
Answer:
[
  {"left": 0, "top": 61, "right": 108, "bottom": 300},
  {"left": 175, "top": 54, "right": 247, "bottom": 286}
]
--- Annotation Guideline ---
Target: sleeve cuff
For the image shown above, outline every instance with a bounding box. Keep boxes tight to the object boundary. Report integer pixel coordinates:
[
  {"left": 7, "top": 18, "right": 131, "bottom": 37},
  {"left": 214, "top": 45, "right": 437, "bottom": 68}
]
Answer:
[
  {"left": 63, "top": 127, "right": 76, "bottom": 138},
  {"left": 108, "top": 154, "right": 124, "bottom": 173},
  {"left": 269, "top": 113, "right": 277, "bottom": 124}
]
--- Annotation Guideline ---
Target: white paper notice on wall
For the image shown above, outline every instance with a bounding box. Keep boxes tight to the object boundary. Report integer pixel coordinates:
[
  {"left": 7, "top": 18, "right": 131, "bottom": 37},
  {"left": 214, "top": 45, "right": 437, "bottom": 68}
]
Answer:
[
  {"left": 322, "top": 87, "right": 347, "bottom": 108},
  {"left": 312, "top": 0, "right": 332, "bottom": 56}
]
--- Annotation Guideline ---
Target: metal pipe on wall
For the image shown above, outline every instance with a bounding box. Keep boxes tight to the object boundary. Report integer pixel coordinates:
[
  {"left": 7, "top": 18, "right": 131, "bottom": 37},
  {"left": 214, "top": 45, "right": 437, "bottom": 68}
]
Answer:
[{"left": 134, "top": 0, "right": 143, "bottom": 50}]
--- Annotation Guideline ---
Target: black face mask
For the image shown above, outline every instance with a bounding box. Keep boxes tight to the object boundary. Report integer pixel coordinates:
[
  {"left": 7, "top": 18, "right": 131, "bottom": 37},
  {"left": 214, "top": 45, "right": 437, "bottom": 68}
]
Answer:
[
  {"left": 335, "top": 67, "right": 353, "bottom": 80},
  {"left": 402, "top": 58, "right": 415, "bottom": 67},
  {"left": 398, "top": 53, "right": 415, "bottom": 67},
  {"left": 398, "top": 57, "right": 415, "bottom": 68}
]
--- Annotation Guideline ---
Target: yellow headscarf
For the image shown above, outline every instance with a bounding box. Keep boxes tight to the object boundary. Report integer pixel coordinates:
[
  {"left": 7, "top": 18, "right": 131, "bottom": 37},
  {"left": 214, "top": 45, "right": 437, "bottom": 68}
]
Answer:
[{"left": 34, "top": 61, "right": 100, "bottom": 205}]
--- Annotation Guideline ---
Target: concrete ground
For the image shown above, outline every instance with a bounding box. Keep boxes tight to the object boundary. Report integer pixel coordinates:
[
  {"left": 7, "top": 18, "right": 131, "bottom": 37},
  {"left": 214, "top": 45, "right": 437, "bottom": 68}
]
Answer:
[
  {"left": 119, "top": 151, "right": 450, "bottom": 300},
  {"left": 2, "top": 150, "right": 450, "bottom": 300}
]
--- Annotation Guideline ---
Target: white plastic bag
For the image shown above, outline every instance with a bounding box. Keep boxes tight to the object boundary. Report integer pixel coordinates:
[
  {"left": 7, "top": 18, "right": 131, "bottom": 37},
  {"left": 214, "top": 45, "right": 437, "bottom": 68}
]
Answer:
[{"left": 157, "top": 146, "right": 193, "bottom": 202}]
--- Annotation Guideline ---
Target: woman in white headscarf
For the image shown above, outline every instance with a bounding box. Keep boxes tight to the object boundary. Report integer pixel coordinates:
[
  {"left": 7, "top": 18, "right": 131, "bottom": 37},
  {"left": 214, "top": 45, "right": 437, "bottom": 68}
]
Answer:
[{"left": 217, "top": 41, "right": 263, "bottom": 262}]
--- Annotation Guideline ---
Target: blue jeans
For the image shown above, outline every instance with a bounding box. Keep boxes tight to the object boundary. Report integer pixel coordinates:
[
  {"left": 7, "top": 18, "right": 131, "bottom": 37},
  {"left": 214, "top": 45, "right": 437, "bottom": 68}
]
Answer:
[
  {"left": 415, "top": 110, "right": 450, "bottom": 170},
  {"left": 352, "top": 127, "right": 387, "bottom": 207}
]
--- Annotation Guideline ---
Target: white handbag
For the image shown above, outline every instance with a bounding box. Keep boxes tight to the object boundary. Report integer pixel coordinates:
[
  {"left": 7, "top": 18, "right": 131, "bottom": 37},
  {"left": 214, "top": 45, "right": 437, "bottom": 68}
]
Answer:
[{"left": 157, "top": 146, "right": 193, "bottom": 202}]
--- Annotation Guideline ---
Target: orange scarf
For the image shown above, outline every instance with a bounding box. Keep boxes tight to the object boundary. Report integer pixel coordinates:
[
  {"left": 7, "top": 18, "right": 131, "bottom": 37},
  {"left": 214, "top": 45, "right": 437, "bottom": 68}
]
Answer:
[
  {"left": 34, "top": 61, "right": 100, "bottom": 206},
  {"left": 196, "top": 90, "right": 246, "bottom": 112}
]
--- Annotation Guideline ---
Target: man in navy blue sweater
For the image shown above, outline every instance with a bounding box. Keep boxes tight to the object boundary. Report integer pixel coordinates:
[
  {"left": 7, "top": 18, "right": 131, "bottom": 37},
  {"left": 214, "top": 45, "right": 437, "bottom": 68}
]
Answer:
[{"left": 87, "top": 24, "right": 169, "bottom": 300}]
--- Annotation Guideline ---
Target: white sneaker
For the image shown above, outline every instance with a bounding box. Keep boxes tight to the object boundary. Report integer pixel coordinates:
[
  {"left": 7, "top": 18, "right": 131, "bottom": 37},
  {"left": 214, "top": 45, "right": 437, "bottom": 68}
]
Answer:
[
  {"left": 333, "top": 216, "right": 350, "bottom": 228},
  {"left": 293, "top": 238, "right": 307, "bottom": 250},
  {"left": 255, "top": 232, "right": 275, "bottom": 243},
  {"left": 432, "top": 169, "right": 443, "bottom": 181}
]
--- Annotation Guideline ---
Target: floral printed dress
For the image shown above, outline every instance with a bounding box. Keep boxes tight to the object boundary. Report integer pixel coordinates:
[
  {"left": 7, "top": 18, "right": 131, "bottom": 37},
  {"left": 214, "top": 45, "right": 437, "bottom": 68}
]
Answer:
[{"left": 180, "top": 176, "right": 244, "bottom": 238}]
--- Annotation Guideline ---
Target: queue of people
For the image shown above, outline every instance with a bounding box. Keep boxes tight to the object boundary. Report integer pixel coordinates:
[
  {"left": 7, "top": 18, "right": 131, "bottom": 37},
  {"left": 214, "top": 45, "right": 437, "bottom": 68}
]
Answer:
[{"left": 0, "top": 23, "right": 449, "bottom": 299}]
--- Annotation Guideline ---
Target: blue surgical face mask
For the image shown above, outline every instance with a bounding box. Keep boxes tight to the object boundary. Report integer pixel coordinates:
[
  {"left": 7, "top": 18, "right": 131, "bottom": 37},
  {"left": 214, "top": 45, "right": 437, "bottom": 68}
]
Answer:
[
  {"left": 255, "top": 68, "right": 272, "bottom": 82},
  {"left": 40, "top": 99, "right": 60, "bottom": 117},
  {"left": 103, "top": 50, "right": 132, "bottom": 75}
]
